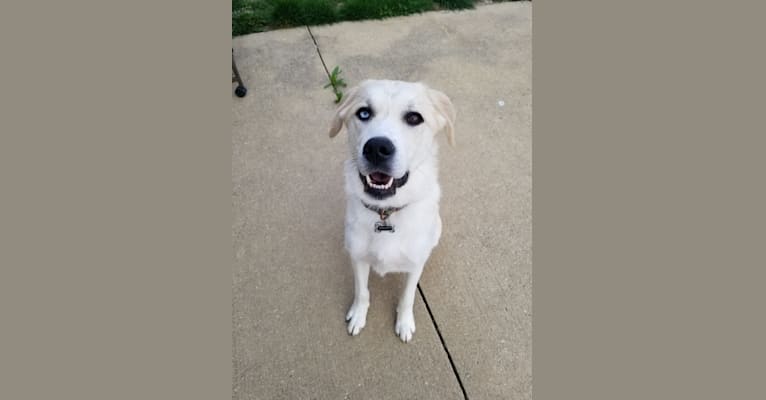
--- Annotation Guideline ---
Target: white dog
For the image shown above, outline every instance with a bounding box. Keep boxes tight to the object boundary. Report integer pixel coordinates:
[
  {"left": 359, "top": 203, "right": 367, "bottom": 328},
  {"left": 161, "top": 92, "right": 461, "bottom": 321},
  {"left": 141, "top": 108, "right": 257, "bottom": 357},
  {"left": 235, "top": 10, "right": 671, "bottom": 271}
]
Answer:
[{"left": 329, "top": 80, "right": 456, "bottom": 342}]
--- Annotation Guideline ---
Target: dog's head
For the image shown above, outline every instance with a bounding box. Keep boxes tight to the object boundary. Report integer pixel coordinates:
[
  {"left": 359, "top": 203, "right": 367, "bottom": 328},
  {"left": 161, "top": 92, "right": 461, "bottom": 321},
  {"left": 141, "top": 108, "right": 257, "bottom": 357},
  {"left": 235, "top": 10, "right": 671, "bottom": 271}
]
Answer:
[{"left": 328, "top": 80, "right": 456, "bottom": 200}]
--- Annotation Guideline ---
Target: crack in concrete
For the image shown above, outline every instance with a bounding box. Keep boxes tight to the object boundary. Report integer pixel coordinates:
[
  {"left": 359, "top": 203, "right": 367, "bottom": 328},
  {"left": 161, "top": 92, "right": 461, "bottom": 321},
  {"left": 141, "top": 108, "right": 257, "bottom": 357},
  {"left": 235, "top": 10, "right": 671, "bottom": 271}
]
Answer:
[{"left": 306, "top": 26, "right": 331, "bottom": 79}]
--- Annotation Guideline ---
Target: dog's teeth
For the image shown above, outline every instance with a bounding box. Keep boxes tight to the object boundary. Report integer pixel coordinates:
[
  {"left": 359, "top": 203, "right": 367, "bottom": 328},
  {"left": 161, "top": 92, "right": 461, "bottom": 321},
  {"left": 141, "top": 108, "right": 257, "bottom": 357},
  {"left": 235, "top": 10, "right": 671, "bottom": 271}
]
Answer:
[{"left": 365, "top": 174, "right": 394, "bottom": 190}]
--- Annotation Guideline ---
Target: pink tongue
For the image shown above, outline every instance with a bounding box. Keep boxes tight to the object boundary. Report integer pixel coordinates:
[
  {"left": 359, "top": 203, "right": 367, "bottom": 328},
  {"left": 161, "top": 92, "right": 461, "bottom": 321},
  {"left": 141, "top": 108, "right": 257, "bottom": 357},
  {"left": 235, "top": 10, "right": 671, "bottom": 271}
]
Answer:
[{"left": 370, "top": 172, "right": 391, "bottom": 184}]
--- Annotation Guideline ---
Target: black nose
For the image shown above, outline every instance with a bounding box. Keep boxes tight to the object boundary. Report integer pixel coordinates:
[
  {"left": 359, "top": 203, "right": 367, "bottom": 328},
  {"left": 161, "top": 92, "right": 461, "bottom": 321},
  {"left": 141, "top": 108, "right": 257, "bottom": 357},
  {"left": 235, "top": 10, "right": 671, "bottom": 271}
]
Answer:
[{"left": 363, "top": 137, "right": 395, "bottom": 165}]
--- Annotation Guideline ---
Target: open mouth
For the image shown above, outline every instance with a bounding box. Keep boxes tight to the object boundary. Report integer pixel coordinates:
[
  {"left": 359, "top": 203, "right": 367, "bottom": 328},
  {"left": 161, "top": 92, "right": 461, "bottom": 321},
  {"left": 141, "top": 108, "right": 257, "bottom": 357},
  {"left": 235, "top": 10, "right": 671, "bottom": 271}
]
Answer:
[
  {"left": 365, "top": 172, "right": 394, "bottom": 190},
  {"left": 358, "top": 171, "right": 409, "bottom": 199}
]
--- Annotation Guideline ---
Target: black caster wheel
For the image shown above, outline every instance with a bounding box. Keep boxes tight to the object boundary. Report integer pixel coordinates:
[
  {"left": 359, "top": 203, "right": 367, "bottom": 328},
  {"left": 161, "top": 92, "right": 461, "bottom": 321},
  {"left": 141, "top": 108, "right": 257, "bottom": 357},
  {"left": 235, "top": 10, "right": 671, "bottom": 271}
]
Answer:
[{"left": 235, "top": 85, "right": 247, "bottom": 98}]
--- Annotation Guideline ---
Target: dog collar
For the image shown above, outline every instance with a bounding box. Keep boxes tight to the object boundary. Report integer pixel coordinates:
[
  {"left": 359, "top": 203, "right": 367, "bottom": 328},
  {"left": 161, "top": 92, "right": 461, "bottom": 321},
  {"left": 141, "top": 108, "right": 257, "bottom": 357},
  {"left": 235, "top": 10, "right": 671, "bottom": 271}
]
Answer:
[
  {"left": 361, "top": 201, "right": 406, "bottom": 221},
  {"left": 361, "top": 201, "right": 406, "bottom": 233}
]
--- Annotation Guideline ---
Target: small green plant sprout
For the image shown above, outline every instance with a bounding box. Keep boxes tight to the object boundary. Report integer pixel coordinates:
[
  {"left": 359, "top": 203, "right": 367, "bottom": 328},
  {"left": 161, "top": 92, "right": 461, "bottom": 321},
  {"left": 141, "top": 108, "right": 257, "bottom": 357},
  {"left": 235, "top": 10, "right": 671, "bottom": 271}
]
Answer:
[{"left": 324, "top": 66, "right": 348, "bottom": 103}]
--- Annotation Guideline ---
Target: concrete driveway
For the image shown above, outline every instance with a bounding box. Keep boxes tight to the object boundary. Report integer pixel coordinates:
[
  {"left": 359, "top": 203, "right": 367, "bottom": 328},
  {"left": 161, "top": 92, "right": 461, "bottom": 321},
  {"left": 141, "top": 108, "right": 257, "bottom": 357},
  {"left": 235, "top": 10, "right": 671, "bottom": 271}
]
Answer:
[{"left": 233, "top": 2, "right": 531, "bottom": 399}]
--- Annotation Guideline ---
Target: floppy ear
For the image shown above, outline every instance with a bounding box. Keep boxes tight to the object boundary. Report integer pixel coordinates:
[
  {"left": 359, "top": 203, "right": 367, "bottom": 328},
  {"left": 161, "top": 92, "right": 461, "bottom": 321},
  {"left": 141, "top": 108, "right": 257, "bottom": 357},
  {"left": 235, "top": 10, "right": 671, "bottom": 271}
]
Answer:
[
  {"left": 328, "top": 85, "right": 360, "bottom": 138},
  {"left": 428, "top": 88, "right": 457, "bottom": 147}
]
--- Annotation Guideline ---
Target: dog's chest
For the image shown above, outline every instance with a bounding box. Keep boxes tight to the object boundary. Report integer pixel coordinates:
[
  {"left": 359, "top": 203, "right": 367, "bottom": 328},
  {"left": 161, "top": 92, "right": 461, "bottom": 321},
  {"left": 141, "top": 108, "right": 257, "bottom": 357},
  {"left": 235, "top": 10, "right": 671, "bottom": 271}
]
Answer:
[
  {"left": 346, "top": 206, "right": 440, "bottom": 275},
  {"left": 364, "top": 233, "right": 413, "bottom": 273}
]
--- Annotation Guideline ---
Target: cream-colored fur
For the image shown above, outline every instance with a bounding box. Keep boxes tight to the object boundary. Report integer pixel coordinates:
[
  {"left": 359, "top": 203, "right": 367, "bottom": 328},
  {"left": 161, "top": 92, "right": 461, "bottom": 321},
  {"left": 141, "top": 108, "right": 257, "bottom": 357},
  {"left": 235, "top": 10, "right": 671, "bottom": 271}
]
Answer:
[{"left": 329, "top": 80, "right": 455, "bottom": 342}]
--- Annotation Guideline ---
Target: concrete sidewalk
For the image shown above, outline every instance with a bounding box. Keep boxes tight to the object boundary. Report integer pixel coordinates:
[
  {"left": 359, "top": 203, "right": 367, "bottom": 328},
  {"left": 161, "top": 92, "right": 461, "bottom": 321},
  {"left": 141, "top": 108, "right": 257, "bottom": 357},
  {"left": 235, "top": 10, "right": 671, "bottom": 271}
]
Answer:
[{"left": 233, "top": 2, "right": 531, "bottom": 399}]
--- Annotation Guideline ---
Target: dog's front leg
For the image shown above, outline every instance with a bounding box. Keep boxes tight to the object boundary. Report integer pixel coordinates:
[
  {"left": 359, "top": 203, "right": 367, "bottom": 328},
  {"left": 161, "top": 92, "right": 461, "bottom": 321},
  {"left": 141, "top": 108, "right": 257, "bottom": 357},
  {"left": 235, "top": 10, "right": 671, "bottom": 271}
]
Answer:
[
  {"left": 346, "top": 260, "right": 370, "bottom": 336},
  {"left": 395, "top": 265, "right": 425, "bottom": 343}
]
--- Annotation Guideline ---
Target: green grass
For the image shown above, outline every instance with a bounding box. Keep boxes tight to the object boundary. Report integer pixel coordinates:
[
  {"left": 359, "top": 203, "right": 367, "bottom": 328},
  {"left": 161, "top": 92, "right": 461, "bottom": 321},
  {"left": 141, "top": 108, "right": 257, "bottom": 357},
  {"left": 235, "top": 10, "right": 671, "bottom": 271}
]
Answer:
[
  {"left": 232, "top": 0, "right": 273, "bottom": 35},
  {"left": 271, "top": 0, "right": 338, "bottom": 27},
  {"left": 233, "top": 0, "right": 527, "bottom": 36},
  {"left": 434, "top": 0, "right": 475, "bottom": 10},
  {"left": 340, "top": 0, "right": 433, "bottom": 21}
]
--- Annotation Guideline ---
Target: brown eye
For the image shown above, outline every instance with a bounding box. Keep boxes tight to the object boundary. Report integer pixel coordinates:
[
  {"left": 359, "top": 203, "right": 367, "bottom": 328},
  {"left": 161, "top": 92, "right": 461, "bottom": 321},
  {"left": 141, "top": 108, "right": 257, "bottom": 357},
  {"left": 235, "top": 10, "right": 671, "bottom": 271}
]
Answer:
[{"left": 404, "top": 111, "right": 423, "bottom": 126}]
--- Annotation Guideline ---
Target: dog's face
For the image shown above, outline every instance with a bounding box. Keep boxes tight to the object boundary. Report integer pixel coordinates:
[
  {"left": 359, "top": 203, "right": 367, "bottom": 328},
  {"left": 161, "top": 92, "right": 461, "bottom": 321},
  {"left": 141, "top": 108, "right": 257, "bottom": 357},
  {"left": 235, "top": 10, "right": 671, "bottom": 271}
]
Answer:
[{"left": 329, "top": 80, "right": 456, "bottom": 200}]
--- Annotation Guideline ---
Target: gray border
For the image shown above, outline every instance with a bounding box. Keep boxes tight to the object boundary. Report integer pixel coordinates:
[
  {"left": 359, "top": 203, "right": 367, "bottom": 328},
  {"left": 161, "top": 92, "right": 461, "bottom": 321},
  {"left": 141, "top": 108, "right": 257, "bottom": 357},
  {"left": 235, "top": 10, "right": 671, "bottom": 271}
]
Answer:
[
  {"left": 0, "top": 1, "right": 231, "bottom": 399},
  {"left": 3, "top": 1, "right": 766, "bottom": 399},
  {"left": 534, "top": 1, "right": 766, "bottom": 399}
]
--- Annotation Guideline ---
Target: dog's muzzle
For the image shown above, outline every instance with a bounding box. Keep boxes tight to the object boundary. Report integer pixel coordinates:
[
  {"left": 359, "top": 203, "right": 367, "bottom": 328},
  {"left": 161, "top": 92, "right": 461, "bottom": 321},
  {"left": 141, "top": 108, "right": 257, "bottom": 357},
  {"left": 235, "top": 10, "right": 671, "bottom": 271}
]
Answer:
[{"left": 359, "top": 137, "right": 408, "bottom": 199}]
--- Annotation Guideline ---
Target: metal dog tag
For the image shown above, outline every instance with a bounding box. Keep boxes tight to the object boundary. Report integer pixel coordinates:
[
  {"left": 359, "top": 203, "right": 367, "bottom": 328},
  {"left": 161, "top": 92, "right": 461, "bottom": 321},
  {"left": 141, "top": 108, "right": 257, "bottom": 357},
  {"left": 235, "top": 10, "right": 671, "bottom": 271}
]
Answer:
[{"left": 374, "top": 221, "right": 395, "bottom": 233}]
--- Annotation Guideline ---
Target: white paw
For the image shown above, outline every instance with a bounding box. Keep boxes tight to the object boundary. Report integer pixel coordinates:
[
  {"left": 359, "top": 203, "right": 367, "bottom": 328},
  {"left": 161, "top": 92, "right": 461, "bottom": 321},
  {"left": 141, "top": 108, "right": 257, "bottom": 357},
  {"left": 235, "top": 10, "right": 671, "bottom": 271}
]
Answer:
[
  {"left": 345, "top": 302, "right": 368, "bottom": 336},
  {"left": 395, "top": 310, "right": 416, "bottom": 343}
]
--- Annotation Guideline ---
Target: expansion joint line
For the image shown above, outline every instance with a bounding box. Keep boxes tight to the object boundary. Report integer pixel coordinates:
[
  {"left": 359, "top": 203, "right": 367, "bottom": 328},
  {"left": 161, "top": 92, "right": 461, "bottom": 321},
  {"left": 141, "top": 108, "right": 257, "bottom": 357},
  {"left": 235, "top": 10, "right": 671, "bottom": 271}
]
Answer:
[{"left": 418, "top": 283, "right": 469, "bottom": 400}]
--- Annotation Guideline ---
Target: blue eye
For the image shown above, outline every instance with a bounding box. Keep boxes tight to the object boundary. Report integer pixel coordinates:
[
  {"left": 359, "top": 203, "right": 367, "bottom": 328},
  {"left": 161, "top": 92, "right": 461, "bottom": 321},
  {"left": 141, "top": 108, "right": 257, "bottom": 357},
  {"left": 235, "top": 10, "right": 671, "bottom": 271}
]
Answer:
[{"left": 356, "top": 107, "right": 373, "bottom": 121}]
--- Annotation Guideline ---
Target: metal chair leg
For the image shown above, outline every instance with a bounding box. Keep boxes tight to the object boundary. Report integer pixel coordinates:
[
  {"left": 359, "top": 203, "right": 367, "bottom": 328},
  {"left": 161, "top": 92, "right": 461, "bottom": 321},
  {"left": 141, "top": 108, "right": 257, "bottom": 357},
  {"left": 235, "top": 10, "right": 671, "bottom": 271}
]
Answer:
[{"left": 232, "top": 49, "right": 247, "bottom": 98}]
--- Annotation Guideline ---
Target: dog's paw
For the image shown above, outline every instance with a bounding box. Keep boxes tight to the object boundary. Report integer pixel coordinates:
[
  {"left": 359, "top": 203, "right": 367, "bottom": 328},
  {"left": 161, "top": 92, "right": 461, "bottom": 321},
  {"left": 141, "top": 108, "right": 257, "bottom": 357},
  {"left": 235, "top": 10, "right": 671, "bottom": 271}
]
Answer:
[
  {"left": 395, "top": 310, "right": 416, "bottom": 343},
  {"left": 345, "top": 302, "right": 369, "bottom": 336}
]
